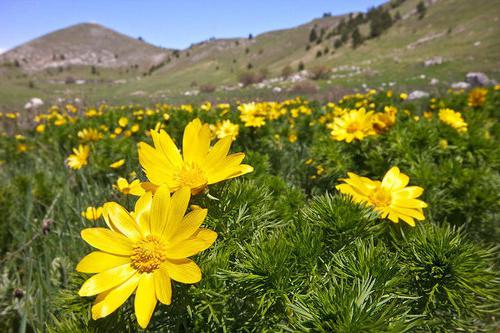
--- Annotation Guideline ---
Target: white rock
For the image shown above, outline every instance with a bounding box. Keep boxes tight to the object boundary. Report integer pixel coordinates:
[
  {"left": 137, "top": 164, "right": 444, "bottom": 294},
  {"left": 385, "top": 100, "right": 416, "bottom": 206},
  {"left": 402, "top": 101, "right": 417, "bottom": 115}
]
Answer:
[
  {"left": 272, "top": 86, "right": 282, "bottom": 93},
  {"left": 451, "top": 82, "right": 471, "bottom": 89},
  {"left": 466, "top": 72, "right": 490, "bottom": 86},
  {"left": 424, "top": 56, "right": 444, "bottom": 66},
  {"left": 408, "top": 90, "right": 429, "bottom": 100},
  {"left": 24, "top": 97, "right": 44, "bottom": 110}
]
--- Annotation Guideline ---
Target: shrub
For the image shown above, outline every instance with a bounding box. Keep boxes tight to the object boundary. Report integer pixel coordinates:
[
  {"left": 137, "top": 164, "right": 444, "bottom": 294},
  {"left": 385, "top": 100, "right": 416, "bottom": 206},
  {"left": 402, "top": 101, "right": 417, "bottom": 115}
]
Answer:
[
  {"left": 309, "top": 65, "right": 330, "bottom": 80},
  {"left": 291, "top": 80, "right": 319, "bottom": 94},
  {"left": 199, "top": 84, "right": 216, "bottom": 93}
]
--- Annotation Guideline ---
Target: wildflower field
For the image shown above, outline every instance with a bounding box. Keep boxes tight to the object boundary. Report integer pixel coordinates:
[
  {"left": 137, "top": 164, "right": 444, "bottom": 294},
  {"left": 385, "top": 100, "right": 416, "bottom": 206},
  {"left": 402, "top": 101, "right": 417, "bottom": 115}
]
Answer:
[{"left": 0, "top": 87, "right": 499, "bottom": 332}]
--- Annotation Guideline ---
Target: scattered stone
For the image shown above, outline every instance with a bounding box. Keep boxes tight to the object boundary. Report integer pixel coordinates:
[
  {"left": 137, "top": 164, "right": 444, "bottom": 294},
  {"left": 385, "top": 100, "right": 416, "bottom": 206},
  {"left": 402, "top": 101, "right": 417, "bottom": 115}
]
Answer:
[
  {"left": 24, "top": 97, "right": 44, "bottom": 110},
  {"left": 114, "top": 79, "right": 127, "bottom": 84},
  {"left": 430, "top": 78, "right": 439, "bottom": 85},
  {"left": 420, "top": 74, "right": 426, "bottom": 79},
  {"left": 130, "top": 90, "right": 146, "bottom": 96},
  {"left": 466, "top": 72, "right": 490, "bottom": 86},
  {"left": 272, "top": 86, "right": 282, "bottom": 93},
  {"left": 424, "top": 56, "right": 444, "bottom": 66},
  {"left": 451, "top": 82, "right": 471, "bottom": 89},
  {"left": 183, "top": 90, "right": 199, "bottom": 96},
  {"left": 474, "top": 41, "right": 481, "bottom": 46},
  {"left": 408, "top": 90, "right": 429, "bottom": 100}
]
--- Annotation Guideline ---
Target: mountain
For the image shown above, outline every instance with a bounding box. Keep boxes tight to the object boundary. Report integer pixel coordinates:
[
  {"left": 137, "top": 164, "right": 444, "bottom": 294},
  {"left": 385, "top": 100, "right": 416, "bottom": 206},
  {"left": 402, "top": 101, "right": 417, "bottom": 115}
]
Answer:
[
  {"left": 0, "top": 23, "right": 169, "bottom": 71},
  {"left": 0, "top": 0, "right": 499, "bottom": 111}
]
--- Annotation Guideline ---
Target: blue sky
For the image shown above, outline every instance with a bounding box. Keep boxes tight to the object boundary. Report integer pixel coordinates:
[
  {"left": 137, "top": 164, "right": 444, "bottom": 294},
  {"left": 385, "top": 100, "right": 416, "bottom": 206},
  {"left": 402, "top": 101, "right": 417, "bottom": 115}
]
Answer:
[{"left": 0, "top": 0, "right": 386, "bottom": 53}]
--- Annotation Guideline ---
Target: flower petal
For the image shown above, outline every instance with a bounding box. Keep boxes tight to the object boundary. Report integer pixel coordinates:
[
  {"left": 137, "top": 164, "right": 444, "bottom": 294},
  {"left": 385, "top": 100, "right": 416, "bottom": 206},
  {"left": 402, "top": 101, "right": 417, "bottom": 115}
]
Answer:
[
  {"left": 169, "top": 208, "right": 207, "bottom": 244},
  {"left": 150, "top": 184, "right": 171, "bottom": 236},
  {"left": 151, "top": 129, "right": 183, "bottom": 169},
  {"left": 103, "top": 202, "right": 142, "bottom": 241},
  {"left": 134, "top": 273, "right": 157, "bottom": 329},
  {"left": 162, "top": 258, "right": 201, "bottom": 284},
  {"left": 163, "top": 187, "right": 191, "bottom": 239},
  {"left": 81, "top": 228, "right": 133, "bottom": 255},
  {"left": 76, "top": 251, "right": 130, "bottom": 273},
  {"left": 166, "top": 228, "right": 217, "bottom": 259},
  {"left": 91, "top": 273, "right": 140, "bottom": 319},
  {"left": 154, "top": 268, "right": 172, "bottom": 305},
  {"left": 79, "top": 263, "right": 136, "bottom": 297}
]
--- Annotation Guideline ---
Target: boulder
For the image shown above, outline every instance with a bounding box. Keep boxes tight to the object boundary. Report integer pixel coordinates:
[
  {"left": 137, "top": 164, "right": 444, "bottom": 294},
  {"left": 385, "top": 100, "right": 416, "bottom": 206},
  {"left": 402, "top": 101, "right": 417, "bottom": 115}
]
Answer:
[
  {"left": 451, "top": 82, "right": 470, "bottom": 89},
  {"left": 408, "top": 90, "right": 429, "bottom": 100},
  {"left": 466, "top": 72, "right": 490, "bottom": 86},
  {"left": 424, "top": 56, "right": 444, "bottom": 67},
  {"left": 24, "top": 97, "right": 44, "bottom": 110}
]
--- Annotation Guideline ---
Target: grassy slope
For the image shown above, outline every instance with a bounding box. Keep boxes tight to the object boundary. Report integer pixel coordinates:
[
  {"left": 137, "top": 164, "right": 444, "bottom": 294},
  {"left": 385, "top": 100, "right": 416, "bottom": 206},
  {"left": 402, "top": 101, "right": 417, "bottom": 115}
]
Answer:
[{"left": 0, "top": 0, "right": 499, "bottom": 111}]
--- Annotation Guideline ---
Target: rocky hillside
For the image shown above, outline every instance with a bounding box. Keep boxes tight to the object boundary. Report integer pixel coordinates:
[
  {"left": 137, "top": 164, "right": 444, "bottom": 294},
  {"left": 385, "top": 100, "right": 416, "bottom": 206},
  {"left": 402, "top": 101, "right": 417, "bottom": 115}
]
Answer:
[{"left": 0, "top": 23, "right": 169, "bottom": 71}]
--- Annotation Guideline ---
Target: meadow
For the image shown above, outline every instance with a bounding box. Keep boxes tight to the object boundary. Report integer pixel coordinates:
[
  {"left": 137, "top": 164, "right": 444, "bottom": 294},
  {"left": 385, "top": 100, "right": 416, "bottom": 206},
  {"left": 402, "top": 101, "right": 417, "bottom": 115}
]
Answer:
[{"left": 0, "top": 86, "right": 498, "bottom": 332}]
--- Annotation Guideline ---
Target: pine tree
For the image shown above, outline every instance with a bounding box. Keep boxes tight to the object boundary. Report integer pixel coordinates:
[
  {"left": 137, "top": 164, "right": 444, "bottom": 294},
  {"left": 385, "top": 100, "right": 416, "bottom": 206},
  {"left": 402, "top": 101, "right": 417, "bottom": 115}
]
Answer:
[
  {"left": 351, "top": 27, "right": 363, "bottom": 48},
  {"left": 309, "top": 27, "right": 318, "bottom": 43}
]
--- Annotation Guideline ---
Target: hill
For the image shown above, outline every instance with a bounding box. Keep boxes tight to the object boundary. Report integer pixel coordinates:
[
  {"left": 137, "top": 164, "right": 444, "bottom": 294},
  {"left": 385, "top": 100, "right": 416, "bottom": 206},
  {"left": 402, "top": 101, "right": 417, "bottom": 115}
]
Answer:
[
  {"left": 0, "top": 0, "right": 499, "bottom": 111},
  {"left": 0, "top": 23, "right": 169, "bottom": 71}
]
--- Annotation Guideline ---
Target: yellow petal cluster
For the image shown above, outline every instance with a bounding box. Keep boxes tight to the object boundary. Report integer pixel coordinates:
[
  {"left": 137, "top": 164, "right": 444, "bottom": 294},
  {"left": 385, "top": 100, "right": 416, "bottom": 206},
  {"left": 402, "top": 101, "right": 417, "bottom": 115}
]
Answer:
[
  {"left": 438, "top": 108, "right": 467, "bottom": 133},
  {"left": 77, "top": 186, "right": 217, "bottom": 328},
  {"left": 336, "top": 167, "right": 427, "bottom": 226},
  {"left": 138, "top": 118, "right": 253, "bottom": 195}
]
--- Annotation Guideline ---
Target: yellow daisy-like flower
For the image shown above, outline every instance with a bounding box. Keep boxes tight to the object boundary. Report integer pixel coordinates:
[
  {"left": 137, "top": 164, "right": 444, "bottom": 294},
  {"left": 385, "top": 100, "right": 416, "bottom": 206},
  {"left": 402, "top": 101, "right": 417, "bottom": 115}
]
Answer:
[
  {"left": 214, "top": 120, "right": 239, "bottom": 141},
  {"left": 467, "top": 87, "right": 487, "bottom": 107},
  {"left": 438, "top": 108, "right": 467, "bottom": 133},
  {"left": 138, "top": 118, "right": 253, "bottom": 195},
  {"left": 329, "top": 108, "right": 376, "bottom": 143},
  {"left": 66, "top": 145, "right": 90, "bottom": 170},
  {"left": 373, "top": 106, "right": 397, "bottom": 133},
  {"left": 336, "top": 167, "right": 427, "bottom": 226},
  {"left": 77, "top": 128, "right": 103, "bottom": 142},
  {"left": 110, "top": 159, "right": 125, "bottom": 169},
  {"left": 82, "top": 206, "right": 103, "bottom": 221},
  {"left": 118, "top": 117, "right": 129, "bottom": 127},
  {"left": 113, "top": 177, "right": 149, "bottom": 196},
  {"left": 35, "top": 124, "right": 46, "bottom": 133},
  {"left": 77, "top": 186, "right": 217, "bottom": 328}
]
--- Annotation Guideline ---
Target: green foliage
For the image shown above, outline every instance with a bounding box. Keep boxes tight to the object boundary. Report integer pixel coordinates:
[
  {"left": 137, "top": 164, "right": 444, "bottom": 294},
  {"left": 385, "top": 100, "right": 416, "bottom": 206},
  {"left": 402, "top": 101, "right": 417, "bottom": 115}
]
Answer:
[{"left": 0, "top": 88, "right": 499, "bottom": 332}]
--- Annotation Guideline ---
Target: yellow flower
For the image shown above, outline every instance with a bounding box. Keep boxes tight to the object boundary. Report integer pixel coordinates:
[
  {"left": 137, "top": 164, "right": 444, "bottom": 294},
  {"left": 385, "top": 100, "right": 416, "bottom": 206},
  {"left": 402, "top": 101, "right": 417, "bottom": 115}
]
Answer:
[
  {"left": 244, "top": 116, "right": 266, "bottom": 128},
  {"left": 467, "top": 87, "right": 487, "bottom": 107},
  {"left": 17, "top": 143, "right": 28, "bottom": 153},
  {"left": 329, "top": 108, "right": 376, "bottom": 143},
  {"left": 114, "top": 178, "right": 149, "bottom": 196},
  {"left": 78, "top": 128, "right": 103, "bottom": 142},
  {"left": 400, "top": 93, "right": 408, "bottom": 100},
  {"left": 76, "top": 186, "right": 217, "bottom": 328},
  {"left": 35, "top": 124, "right": 46, "bottom": 133},
  {"left": 423, "top": 111, "right": 433, "bottom": 119},
  {"left": 288, "top": 133, "right": 298, "bottom": 143},
  {"left": 438, "top": 108, "right": 467, "bottom": 133},
  {"left": 110, "top": 159, "right": 125, "bottom": 169},
  {"left": 336, "top": 167, "right": 427, "bottom": 226},
  {"left": 214, "top": 120, "right": 239, "bottom": 140},
  {"left": 82, "top": 206, "right": 103, "bottom": 221},
  {"left": 118, "top": 117, "right": 129, "bottom": 127},
  {"left": 66, "top": 145, "right": 90, "bottom": 170},
  {"left": 373, "top": 106, "right": 397, "bottom": 133},
  {"left": 138, "top": 118, "right": 253, "bottom": 195},
  {"left": 131, "top": 124, "right": 140, "bottom": 133}
]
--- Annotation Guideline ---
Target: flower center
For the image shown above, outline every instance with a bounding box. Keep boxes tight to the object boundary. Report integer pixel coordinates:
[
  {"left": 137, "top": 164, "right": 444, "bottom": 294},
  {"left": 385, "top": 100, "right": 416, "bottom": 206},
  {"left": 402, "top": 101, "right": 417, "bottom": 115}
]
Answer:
[
  {"left": 346, "top": 122, "right": 360, "bottom": 133},
  {"left": 370, "top": 187, "right": 392, "bottom": 207},
  {"left": 175, "top": 162, "right": 208, "bottom": 194},
  {"left": 131, "top": 235, "right": 167, "bottom": 273}
]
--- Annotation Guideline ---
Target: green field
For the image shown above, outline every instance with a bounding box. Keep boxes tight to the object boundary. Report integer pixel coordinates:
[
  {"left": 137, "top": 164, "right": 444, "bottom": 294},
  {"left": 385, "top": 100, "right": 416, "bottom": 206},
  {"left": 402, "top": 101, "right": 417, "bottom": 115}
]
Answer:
[{"left": 0, "top": 86, "right": 498, "bottom": 332}]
